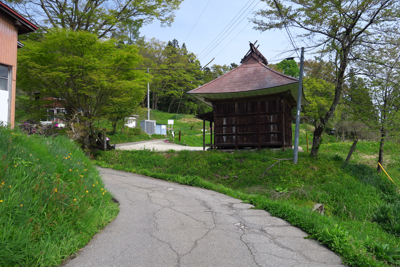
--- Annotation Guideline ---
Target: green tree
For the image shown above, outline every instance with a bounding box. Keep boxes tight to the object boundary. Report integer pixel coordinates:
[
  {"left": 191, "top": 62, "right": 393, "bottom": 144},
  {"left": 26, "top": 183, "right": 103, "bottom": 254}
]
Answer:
[
  {"left": 7, "top": 0, "right": 183, "bottom": 38},
  {"left": 253, "top": 0, "right": 400, "bottom": 157},
  {"left": 138, "top": 38, "right": 203, "bottom": 114},
  {"left": 18, "top": 29, "right": 149, "bottom": 149},
  {"left": 276, "top": 59, "right": 299, "bottom": 78},
  {"left": 347, "top": 40, "right": 400, "bottom": 172},
  {"left": 302, "top": 78, "right": 335, "bottom": 127}
]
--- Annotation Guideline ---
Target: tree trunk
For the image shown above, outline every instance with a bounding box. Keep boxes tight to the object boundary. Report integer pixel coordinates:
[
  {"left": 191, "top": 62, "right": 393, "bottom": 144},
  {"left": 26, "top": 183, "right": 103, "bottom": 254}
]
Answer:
[
  {"left": 345, "top": 139, "right": 358, "bottom": 163},
  {"left": 112, "top": 121, "right": 117, "bottom": 134},
  {"left": 310, "top": 47, "right": 350, "bottom": 158},
  {"left": 168, "top": 97, "right": 176, "bottom": 113},
  {"left": 377, "top": 131, "right": 386, "bottom": 173},
  {"left": 176, "top": 96, "right": 183, "bottom": 114},
  {"left": 310, "top": 124, "right": 324, "bottom": 157},
  {"left": 84, "top": 121, "right": 90, "bottom": 150}
]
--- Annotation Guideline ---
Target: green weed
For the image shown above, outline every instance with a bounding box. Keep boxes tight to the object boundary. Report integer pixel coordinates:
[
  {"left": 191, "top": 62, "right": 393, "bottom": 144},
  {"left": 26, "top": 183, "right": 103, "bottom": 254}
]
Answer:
[{"left": 0, "top": 127, "right": 118, "bottom": 266}]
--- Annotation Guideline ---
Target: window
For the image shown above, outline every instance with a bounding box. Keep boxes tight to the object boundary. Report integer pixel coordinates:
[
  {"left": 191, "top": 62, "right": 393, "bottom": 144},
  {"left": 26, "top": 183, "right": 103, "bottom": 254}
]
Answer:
[{"left": 0, "top": 65, "right": 9, "bottom": 91}]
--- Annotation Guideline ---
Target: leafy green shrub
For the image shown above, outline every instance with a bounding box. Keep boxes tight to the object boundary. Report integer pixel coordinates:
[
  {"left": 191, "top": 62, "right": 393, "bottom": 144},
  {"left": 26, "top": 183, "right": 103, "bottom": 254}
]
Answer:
[
  {"left": 0, "top": 127, "right": 118, "bottom": 266},
  {"left": 365, "top": 241, "right": 400, "bottom": 265},
  {"left": 373, "top": 201, "right": 400, "bottom": 237}
]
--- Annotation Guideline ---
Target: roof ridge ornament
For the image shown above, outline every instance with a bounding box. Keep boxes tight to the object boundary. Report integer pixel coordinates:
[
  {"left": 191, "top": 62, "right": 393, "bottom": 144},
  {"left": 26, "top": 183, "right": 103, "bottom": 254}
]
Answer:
[{"left": 240, "top": 42, "right": 268, "bottom": 65}]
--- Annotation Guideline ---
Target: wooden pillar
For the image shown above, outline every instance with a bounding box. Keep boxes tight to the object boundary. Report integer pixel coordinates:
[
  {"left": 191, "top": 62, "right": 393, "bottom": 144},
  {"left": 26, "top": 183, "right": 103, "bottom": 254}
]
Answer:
[
  {"left": 282, "top": 99, "right": 286, "bottom": 149},
  {"left": 210, "top": 121, "right": 213, "bottom": 149},
  {"left": 203, "top": 119, "right": 205, "bottom": 151},
  {"left": 235, "top": 103, "right": 238, "bottom": 150},
  {"left": 257, "top": 101, "right": 261, "bottom": 150}
]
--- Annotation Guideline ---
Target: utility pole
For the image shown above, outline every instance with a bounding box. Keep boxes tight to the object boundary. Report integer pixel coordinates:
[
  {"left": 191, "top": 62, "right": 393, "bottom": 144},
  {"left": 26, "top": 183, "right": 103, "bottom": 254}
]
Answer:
[
  {"left": 293, "top": 47, "right": 305, "bottom": 164},
  {"left": 147, "top": 68, "right": 150, "bottom": 120}
]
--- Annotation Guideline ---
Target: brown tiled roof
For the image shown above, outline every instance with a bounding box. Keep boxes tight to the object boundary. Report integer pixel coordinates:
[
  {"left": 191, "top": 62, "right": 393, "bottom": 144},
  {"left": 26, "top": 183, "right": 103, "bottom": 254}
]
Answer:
[{"left": 188, "top": 43, "right": 309, "bottom": 106}]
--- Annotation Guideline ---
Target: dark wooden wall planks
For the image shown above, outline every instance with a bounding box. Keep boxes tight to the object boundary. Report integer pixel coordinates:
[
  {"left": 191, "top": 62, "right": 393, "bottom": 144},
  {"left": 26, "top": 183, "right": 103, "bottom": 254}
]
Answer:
[{"left": 212, "top": 95, "right": 293, "bottom": 149}]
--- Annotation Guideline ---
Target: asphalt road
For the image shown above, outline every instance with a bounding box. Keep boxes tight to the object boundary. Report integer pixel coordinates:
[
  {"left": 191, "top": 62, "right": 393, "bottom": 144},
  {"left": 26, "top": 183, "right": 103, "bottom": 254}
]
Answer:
[
  {"left": 115, "top": 139, "right": 204, "bottom": 151},
  {"left": 64, "top": 167, "right": 344, "bottom": 267}
]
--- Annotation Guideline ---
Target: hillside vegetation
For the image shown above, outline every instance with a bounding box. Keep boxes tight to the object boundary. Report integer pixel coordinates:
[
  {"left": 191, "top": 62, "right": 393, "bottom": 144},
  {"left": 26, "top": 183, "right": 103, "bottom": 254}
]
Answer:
[{"left": 0, "top": 127, "right": 119, "bottom": 266}]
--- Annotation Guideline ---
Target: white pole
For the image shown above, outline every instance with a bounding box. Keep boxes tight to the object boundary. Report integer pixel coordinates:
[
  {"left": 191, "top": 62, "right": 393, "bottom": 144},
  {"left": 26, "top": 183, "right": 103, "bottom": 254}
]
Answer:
[
  {"left": 147, "top": 68, "right": 150, "bottom": 120},
  {"left": 293, "top": 47, "right": 305, "bottom": 164}
]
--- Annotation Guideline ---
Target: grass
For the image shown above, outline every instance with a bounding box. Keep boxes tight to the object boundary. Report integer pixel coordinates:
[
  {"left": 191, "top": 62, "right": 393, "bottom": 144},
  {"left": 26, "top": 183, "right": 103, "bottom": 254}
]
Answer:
[
  {"left": 0, "top": 127, "right": 119, "bottom": 266},
  {"left": 94, "top": 139, "right": 400, "bottom": 266}
]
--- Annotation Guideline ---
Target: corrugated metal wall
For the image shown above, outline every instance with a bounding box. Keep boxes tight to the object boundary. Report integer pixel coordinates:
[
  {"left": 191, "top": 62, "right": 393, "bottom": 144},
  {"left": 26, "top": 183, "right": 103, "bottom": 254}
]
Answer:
[
  {"left": 0, "top": 15, "right": 18, "bottom": 128},
  {"left": 213, "top": 96, "right": 293, "bottom": 149}
]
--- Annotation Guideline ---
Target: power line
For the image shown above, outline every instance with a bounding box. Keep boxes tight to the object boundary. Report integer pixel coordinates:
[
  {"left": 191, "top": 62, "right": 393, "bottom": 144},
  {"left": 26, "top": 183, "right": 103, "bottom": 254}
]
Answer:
[
  {"left": 200, "top": 0, "right": 261, "bottom": 62},
  {"left": 212, "top": 3, "right": 268, "bottom": 62},
  {"left": 183, "top": 0, "right": 212, "bottom": 43},
  {"left": 272, "top": 0, "right": 300, "bottom": 58},
  {"left": 197, "top": 0, "right": 255, "bottom": 58}
]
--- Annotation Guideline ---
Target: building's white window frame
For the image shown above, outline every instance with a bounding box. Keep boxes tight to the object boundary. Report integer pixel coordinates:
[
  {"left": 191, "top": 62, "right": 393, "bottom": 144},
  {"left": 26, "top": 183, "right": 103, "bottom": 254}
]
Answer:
[{"left": 0, "top": 64, "right": 12, "bottom": 124}]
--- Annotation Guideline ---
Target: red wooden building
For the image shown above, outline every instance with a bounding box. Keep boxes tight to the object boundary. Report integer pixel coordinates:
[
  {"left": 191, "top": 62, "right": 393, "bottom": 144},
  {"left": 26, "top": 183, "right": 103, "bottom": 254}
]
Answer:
[
  {"left": 0, "top": 1, "right": 37, "bottom": 128},
  {"left": 188, "top": 43, "right": 308, "bottom": 150}
]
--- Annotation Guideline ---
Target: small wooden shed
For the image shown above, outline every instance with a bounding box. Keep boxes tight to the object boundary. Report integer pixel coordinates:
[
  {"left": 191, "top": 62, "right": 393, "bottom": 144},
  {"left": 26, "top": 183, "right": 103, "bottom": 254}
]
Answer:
[{"left": 188, "top": 43, "right": 308, "bottom": 150}]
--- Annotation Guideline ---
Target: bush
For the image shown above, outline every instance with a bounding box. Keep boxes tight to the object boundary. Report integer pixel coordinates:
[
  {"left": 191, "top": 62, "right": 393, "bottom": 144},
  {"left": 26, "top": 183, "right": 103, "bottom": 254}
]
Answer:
[
  {"left": 0, "top": 127, "right": 118, "bottom": 266},
  {"left": 373, "top": 201, "right": 400, "bottom": 237}
]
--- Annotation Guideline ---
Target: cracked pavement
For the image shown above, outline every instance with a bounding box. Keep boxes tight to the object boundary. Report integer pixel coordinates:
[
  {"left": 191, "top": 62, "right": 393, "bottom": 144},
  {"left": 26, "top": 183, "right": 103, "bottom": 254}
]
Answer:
[{"left": 64, "top": 167, "right": 345, "bottom": 267}]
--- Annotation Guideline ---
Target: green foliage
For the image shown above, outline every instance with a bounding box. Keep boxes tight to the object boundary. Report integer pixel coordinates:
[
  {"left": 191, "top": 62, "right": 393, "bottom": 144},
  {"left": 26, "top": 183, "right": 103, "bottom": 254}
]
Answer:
[
  {"left": 373, "top": 201, "right": 400, "bottom": 237},
  {"left": 137, "top": 38, "right": 211, "bottom": 115},
  {"left": 0, "top": 127, "right": 118, "bottom": 266},
  {"left": 276, "top": 59, "right": 299, "bottom": 78},
  {"left": 303, "top": 77, "right": 335, "bottom": 126},
  {"left": 17, "top": 29, "right": 148, "bottom": 148}
]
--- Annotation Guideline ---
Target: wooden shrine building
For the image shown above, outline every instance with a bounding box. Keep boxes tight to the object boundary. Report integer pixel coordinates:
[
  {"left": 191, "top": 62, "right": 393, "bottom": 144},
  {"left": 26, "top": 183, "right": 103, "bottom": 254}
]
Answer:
[{"left": 188, "top": 42, "right": 308, "bottom": 150}]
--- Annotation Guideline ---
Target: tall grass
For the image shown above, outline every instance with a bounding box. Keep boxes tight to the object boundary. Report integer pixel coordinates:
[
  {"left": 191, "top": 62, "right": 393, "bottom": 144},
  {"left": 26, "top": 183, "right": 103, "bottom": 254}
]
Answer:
[{"left": 0, "top": 127, "right": 119, "bottom": 266}]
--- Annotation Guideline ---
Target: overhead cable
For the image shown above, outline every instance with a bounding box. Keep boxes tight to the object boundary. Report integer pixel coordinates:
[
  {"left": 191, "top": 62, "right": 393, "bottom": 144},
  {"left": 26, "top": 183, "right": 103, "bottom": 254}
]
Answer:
[
  {"left": 197, "top": 0, "right": 255, "bottom": 58},
  {"left": 183, "top": 0, "right": 212, "bottom": 43}
]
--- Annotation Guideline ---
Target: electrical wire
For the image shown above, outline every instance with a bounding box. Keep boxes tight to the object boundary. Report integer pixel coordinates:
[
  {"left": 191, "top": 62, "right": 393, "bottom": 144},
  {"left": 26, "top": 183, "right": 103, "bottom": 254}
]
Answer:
[
  {"left": 272, "top": 0, "right": 300, "bottom": 58},
  {"left": 197, "top": 0, "right": 255, "bottom": 58},
  {"left": 200, "top": 0, "right": 261, "bottom": 62},
  {"left": 183, "top": 0, "right": 212, "bottom": 43}
]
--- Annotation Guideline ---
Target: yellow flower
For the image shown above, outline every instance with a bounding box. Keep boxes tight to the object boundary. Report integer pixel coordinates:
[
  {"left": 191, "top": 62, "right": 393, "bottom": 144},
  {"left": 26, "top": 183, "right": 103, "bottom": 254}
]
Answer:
[
  {"left": 93, "top": 184, "right": 95, "bottom": 187},
  {"left": 68, "top": 156, "right": 70, "bottom": 158},
  {"left": 84, "top": 169, "right": 87, "bottom": 171},
  {"left": 0, "top": 200, "right": 3, "bottom": 202},
  {"left": 102, "top": 192, "right": 105, "bottom": 195},
  {"left": 56, "top": 155, "right": 58, "bottom": 157},
  {"left": 96, "top": 182, "right": 98, "bottom": 184},
  {"left": 86, "top": 190, "right": 88, "bottom": 193},
  {"left": 9, "top": 185, "right": 11, "bottom": 188},
  {"left": 80, "top": 175, "right": 83, "bottom": 178},
  {"left": 104, "top": 191, "right": 106, "bottom": 193},
  {"left": 1, "top": 182, "right": 4, "bottom": 185},
  {"left": 69, "top": 169, "right": 72, "bottom": 172},
  {"left": 76, "top": 170, "right": 78, "bottom": 172},
  {"left": 77, "top": 162, "right": 80, "bottom": 164},
  {"left": 30, "top": 154, "right": 32, "bottom": 156},
  {"left": 55, "top": 189, "right": 57, "bottom": 192},
  {"left": 101, "top": 188, "right": 103, "bottom": 191},
  {"left": 20, "top": 204, "right": 23, "bottom": 207},
  {"left": 74, "top": 199, "right": 76, "bottom": 201},
  {"left": 14, "top": 165, "right": 17, "bottom": 167},
  {"left": 70, "top": 153, "right": 72, "bottom": 155}
]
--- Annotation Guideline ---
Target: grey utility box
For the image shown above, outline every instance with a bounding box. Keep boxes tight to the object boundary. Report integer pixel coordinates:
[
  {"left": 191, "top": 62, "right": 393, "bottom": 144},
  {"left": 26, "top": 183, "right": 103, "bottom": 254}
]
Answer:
[
  {"left": 140, "top": 120, "right": 156, "bottom": 135},
  {"left": 156, "top": 124, "right": 167, "bottom": 135}
]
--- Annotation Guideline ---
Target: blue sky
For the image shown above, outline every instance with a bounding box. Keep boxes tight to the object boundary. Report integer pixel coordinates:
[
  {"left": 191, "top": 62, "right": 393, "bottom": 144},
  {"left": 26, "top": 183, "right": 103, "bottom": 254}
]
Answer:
[{"left": 140, "top": 0, "right": 305, "bottom": 67}]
